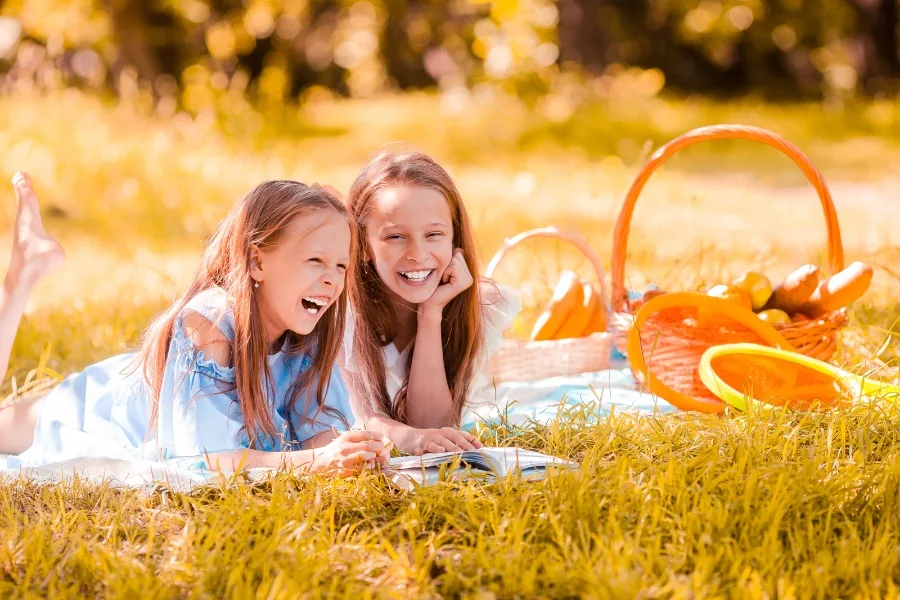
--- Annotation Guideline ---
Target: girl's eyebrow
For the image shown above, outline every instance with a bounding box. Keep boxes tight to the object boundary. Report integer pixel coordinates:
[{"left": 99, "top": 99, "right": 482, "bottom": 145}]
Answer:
[
  {"left": 307, "top": 252, "right": 351, "bottom": 266},
  {"left": 304, "top": 245, "right": 348, "bottom": 261},
  {"left": 381, "top": 221, "right": 448, "bottom": 229}
]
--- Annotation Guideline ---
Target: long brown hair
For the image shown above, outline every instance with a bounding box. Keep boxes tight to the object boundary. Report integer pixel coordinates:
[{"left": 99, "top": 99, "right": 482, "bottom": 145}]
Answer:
[
  {"left": 134, "top": 180, "right": 354, "bottom": 448},
  {"left": 347, "top": 151, "right": 484, "bottom": 425}
]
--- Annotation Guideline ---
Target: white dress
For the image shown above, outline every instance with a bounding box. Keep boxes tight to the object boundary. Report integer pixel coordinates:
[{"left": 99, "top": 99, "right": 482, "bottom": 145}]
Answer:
[{"left": 342, "top": 282, "right": 521, "bottom": 417}]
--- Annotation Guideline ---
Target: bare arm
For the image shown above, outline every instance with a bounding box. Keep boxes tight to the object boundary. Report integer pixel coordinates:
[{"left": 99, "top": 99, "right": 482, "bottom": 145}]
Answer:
[
  {"left": 343, "top": 367, "right": 420, "bottom": 444},
  {"left": 300, "top": 429, "right": 340, "bottom": 450},
  {"left": 404, "top": 248, "right": 474, "bottom": 429},
  {"left": 405, "top": 308, "right": 455, "bottom": 428},
  {"left": 202, "top": 447, "right": 320, "bottom": 472},
  {"left": 179, "top": 313, "right": 386, "bottom": 475},
  {"left": 202, "top": 430, "right": 388, "bottom": 476},
  {"left": 343, "top": 365, "right": 479, "bottom": 455}
]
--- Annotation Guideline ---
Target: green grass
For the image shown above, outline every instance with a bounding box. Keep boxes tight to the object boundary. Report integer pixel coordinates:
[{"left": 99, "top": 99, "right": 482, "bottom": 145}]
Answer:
[{"left": 1, "top": 89, "right": 899, "bottom": 597}]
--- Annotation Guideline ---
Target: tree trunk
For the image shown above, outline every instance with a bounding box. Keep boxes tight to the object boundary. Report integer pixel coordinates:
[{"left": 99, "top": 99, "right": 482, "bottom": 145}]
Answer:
[
  {"left": 557, "top": 0, "right": 610, "bottom": 73},
  {"left": 847, "top": 0, "right": 900, "bottom": 91},
  {"left": 104, "top": 0, "right": 163, "bottom": 86},
  {"left": 381, "top": 0, "right": 439, "bottom": 89}
]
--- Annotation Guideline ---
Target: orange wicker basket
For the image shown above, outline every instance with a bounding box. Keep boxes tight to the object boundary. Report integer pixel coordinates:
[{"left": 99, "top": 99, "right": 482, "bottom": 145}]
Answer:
[
  {"left": 486, "top": 227, "right": 612, "bottom": 383},
  {"left": 610, "top": 124, "right": 848, "bottom": 364}
]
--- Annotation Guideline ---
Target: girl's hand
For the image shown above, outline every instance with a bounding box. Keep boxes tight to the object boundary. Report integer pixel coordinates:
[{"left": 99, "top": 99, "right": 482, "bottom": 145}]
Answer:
[
  {"left": 406, "top": 427, "right": 483, "bottom": 456},
  {"left": 377, "top": 435, "right": 395, "bottom": 464},
  {"left": 420, "top": 249, "right": 474, "bottom": 316},
  {"left": 307, "top": 430, "right": 388, "bottom": 477}
]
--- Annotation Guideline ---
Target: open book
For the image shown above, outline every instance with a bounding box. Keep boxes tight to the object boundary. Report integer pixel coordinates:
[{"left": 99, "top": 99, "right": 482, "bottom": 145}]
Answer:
[{"left": 384, "top": 447, "right": 578, "bottom": 489}]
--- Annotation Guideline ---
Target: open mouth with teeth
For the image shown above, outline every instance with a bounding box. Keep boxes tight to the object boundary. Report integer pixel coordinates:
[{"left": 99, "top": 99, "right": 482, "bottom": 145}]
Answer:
[
  {"left": 301, "top": 296, "right": 329, "bottom": 315},
  {"left": 399, "top": 269, "right": 435, "bottom": 284}
]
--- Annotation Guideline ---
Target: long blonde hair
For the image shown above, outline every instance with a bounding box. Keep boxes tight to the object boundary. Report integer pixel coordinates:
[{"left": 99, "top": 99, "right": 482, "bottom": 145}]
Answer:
[
  {"left": 347, "top": 151, "right": 484, "bottom": 425},
  {"left": 135, "top": 180, "right": 353, "bottom": 447}
]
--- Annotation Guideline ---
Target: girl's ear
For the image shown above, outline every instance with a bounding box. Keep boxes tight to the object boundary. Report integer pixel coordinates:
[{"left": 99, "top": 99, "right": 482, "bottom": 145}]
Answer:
[{"left": 249, "top": 246, "right": 264, "bottom": 283}]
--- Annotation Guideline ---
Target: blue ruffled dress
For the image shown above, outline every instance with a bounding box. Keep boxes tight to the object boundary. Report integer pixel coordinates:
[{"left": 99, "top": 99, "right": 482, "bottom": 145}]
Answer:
[{"left": 10, "top": 287, "right": 351, "bottom": 468}]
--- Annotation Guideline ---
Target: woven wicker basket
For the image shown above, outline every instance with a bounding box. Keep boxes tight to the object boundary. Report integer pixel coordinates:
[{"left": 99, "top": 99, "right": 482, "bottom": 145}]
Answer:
[
  {"left": 610, "top": 124, "right": 848, "bottom": 364},
  {"left": 486, "top": 227, "right": 613, "bottom": 383}
]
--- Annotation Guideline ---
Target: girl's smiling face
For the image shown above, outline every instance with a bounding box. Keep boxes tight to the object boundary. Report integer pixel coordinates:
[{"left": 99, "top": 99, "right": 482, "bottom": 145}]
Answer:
[
  {"left": 366, "top": 186, "right": 454, "bottom": 306},
  {"left": 252, "top": 211, "right": 350, "bottom": 341}
]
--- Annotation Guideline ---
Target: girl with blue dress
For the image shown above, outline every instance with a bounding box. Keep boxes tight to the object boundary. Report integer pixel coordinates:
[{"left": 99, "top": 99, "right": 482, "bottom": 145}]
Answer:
[{"left": 0, "top": 173, "right": 388, "bottom": 476}]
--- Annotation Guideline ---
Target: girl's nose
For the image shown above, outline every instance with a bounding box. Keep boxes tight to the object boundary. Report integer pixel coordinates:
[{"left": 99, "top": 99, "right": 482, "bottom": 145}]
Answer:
[{"left": 406, "top": 240, "right": 427, "bottom": 263}]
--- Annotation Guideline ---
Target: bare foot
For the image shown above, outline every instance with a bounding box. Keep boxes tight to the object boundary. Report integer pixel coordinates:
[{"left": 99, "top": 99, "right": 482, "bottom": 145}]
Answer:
[{"left": 9, "top": 172, "right": 65, "bottom": 287}]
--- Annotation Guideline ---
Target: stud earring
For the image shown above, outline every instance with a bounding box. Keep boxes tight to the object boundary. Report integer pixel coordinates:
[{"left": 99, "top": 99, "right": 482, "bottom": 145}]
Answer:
[{"left": 254, "top": 280, "right": 260, "bottom": 288}]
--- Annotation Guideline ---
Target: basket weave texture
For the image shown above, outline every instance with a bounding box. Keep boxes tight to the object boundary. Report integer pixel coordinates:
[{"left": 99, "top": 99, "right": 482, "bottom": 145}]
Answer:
[{"left": 486, "top": 227, "right": 613, "bottom": 383}]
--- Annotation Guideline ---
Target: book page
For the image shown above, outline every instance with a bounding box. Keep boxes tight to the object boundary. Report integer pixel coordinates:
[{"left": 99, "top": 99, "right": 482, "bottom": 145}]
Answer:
[
  {"left": 476, "top": 448, "right": 577, "bottom": 475},
  {"left": 386, "top": 447, "right": 577, "bottom": 475},
  {"left": 388, "top": 451, "right": 493, "bottom": 472}
]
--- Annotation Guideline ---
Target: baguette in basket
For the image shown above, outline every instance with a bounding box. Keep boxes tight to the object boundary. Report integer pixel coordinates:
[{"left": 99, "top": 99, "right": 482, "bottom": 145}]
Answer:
[
  {"left": 486, "top": 227, "right": 613, "bottom": 384},
  {"left": 531, "top": 272, "right": 608, "bottom": 341},
  {"left": 644, "top": 262, "right": 872, "bottom": 325}
]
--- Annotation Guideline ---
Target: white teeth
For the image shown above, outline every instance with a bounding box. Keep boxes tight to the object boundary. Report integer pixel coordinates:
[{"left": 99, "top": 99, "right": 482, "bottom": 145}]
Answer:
[
  {"left": 302, "top": 296, "right": 328, "bottom": 316},
  {"left": 400, "top": 270, "right": 432, "bottom": 281}
]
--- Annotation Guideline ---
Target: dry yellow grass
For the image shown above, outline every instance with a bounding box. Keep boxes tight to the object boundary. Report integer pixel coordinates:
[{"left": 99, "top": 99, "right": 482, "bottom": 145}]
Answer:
[{"left": 0, "top": 90, "right": 899, "bottom": 597}]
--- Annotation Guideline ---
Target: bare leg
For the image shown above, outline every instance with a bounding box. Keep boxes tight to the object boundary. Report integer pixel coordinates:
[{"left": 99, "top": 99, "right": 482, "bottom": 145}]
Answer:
[
  {"left": 0, "top": 394, "right": 43, "bottom": 454},
  {"left": 0, "top": 172, "right": 64, "bottom": 453}
]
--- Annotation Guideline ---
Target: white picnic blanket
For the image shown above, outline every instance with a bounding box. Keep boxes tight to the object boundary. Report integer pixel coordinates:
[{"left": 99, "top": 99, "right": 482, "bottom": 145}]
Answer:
[
  {"left": 463, "top": 364, "right": 674, "bottom": 430},
  {"left": 0, "top": 456, "right": 225, "bottom": 493},
  {"left": 0, "top": 361, "right": 672, "bottom": 490}
]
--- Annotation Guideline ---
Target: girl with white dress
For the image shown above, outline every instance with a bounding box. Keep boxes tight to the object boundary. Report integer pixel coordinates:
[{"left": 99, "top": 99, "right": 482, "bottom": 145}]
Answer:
[{"left": 341, "top": 151, "right": 521, "bottom": 455}]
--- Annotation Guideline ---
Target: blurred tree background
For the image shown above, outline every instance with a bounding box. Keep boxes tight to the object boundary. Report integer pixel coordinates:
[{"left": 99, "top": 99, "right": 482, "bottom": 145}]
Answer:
[
  {"left": 1, "top": 0, "right": 898, "bottom": 122},
  {"left": 1, "top": 0, "right": 899, "bottom": 389}
]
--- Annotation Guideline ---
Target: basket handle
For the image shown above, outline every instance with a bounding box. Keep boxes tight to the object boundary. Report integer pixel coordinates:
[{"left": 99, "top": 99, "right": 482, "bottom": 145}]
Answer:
[
  {"left": 610, "top": 124, "right": 845, "bottom": 313},
  {"left": 485, "top": 226, "right": 608, "bottom": 302}
]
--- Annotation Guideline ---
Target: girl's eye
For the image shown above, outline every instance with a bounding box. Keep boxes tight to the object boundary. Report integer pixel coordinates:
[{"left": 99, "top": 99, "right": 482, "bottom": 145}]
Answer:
[
  {"left": 337, "top": 264, "right": 347, "bottom": 272},
  {"left": 427, "top": 231, "right": 444, "bottom": 238},
  {"left": 386, "top": 234, "right": 403, "bottom": 241},
  {"left": 308, "top": 257, "right": 324, "bottom": 265}
]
